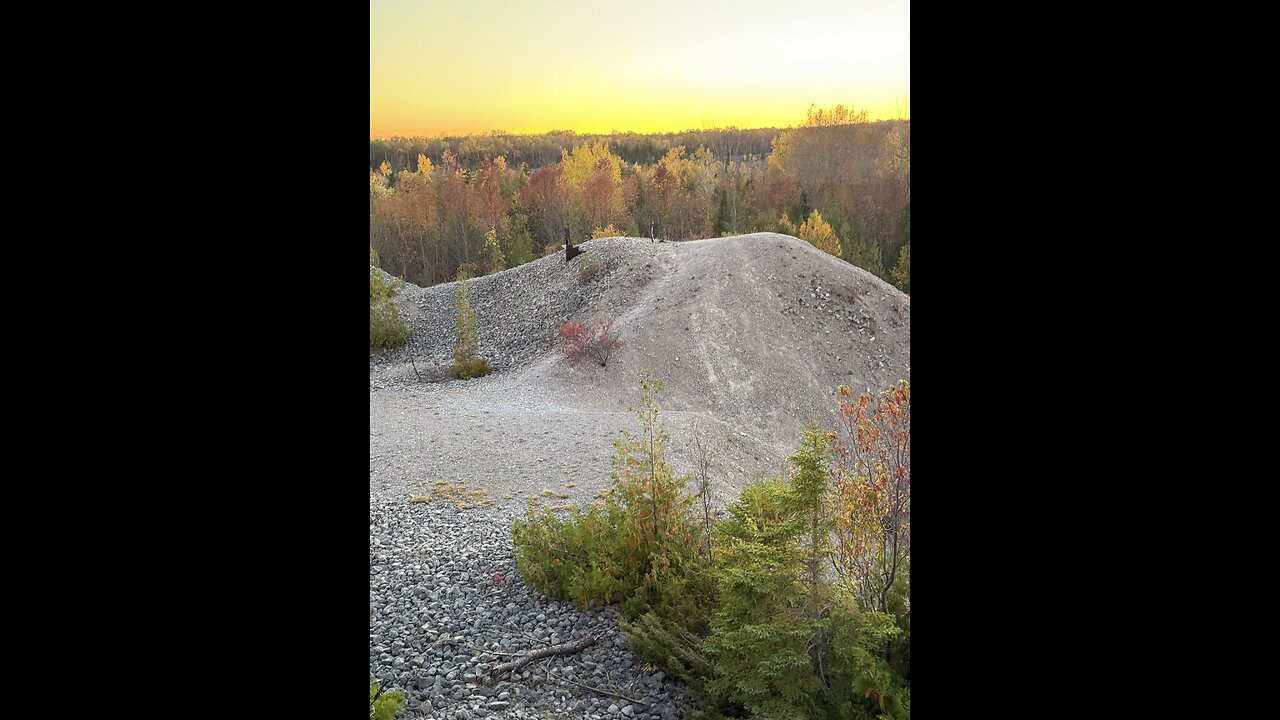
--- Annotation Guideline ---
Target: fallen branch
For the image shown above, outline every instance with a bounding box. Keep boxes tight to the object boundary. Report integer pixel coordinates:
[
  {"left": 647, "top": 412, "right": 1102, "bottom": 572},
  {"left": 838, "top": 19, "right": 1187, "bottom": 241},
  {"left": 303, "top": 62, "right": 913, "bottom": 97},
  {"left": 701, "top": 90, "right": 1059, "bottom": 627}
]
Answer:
[{"left": 487, "top": 635, "right": 597, "bottom": 684}]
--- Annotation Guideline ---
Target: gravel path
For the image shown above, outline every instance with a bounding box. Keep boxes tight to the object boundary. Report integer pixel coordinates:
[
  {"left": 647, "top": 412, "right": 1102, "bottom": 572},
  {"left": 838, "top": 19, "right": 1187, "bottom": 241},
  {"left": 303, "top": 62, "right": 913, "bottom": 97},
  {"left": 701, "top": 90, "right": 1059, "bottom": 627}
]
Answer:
[{"left": 370, "top": 370, "right": 784, "bottom": 509}]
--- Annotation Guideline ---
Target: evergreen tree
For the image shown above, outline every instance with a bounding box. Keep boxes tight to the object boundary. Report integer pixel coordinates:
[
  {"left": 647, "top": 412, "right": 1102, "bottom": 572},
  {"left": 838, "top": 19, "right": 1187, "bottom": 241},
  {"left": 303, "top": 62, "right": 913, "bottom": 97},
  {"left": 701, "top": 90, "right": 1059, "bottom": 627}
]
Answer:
[
  {"left": 843, "top": 225, "right": 886, "bottom": 278},
  {"left": 704, "top": 476, "right": 823, "bottom": 719}
]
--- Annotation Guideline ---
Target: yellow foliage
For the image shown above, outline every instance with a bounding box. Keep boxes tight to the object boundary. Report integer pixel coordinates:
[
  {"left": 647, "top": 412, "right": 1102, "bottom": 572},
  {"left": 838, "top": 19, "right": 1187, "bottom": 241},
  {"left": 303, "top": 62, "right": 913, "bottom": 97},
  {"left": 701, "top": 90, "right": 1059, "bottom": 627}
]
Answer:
[
  {"left": 416, "top": 153, "right": 433, "bottom": 177},
  {"left": 561, "top": 140, "right": 622, "bottom": 192},
  {"left": 801, "top": 102, "right": 869, "bottom": 128},
  {"left": 779, "top": 213, "right": 796, "bottom": 235},
  {"left": 798, "top": 210, "right": 842, "bottom": 256},
  {"left": 379, "top": 160, "right": 392, "bottom": 177},
  {"left": 591, "top": 224, "right": 622, "bottom": 239},
  {"left": 369, "top": 170, "right": 393, "bottom": 199},
  {"left": 484, "top": 228, "right": 505, "bottom": 273}
]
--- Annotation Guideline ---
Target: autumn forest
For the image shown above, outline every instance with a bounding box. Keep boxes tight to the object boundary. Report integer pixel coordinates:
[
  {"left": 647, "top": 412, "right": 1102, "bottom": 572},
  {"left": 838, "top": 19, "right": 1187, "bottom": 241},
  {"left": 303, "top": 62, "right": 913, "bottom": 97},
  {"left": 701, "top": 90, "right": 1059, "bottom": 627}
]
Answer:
[{"left": 369, "top": 105, "right": 910, "bottom": 293}]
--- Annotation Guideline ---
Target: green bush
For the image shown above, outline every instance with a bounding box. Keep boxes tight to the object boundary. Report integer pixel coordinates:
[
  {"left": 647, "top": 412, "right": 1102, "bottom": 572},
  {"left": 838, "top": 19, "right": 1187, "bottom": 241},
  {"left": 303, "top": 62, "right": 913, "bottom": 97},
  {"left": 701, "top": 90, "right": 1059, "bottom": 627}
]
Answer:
[
  {"left": 369, "top": 676, "right": 404, "bottom": 720},
  {"left": 449, "top": 357, "right": 493, "bottom": 380},
  {"left": 370, "top": 252, "right": 412, "bottom": 350},
  {"left": 512, "top": 369, "right": 707, "bottom": 618},
  {"left": 370, "top": 297, "right": 412, "bottom": 349},
  {"left": 512, "top": 500, "right": 624, "bottom": 609}
]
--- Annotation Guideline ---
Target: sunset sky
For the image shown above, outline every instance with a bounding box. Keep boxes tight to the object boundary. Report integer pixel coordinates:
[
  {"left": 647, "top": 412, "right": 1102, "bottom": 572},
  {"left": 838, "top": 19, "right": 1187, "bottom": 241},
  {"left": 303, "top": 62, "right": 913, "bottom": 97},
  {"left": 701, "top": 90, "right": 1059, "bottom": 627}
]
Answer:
[{"left": 370, "top": 0, "right": 909, "bottom": 138}]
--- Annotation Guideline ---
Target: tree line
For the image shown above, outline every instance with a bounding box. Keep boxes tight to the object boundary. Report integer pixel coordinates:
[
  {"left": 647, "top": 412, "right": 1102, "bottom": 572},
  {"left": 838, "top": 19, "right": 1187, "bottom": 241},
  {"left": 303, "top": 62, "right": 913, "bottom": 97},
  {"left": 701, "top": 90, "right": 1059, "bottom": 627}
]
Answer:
[
  {"left": 370, "top": 127, "right": 780, "bottom": 172},
  {"left": 369, "top": 105, "right": 910, "bottom": 292}
]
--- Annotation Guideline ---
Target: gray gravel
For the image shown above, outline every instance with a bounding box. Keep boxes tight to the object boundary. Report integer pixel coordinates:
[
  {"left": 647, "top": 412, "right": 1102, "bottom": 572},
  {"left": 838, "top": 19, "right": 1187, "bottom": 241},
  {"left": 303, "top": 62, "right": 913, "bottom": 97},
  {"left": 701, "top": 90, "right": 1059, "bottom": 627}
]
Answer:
[
  {"left": 371, "top": 495, "right": 688, "bottom": 720},
  {"left": 371, "top": 236, "right": 654, "bottom": 378}
]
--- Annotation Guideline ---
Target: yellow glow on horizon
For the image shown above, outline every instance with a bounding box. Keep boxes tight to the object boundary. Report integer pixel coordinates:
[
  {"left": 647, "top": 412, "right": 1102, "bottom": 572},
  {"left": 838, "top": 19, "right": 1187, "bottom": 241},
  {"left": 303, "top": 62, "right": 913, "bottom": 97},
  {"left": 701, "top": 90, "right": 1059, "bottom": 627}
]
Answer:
[{"left": 371, "top": 0, "right": 909, "bottom": 138}]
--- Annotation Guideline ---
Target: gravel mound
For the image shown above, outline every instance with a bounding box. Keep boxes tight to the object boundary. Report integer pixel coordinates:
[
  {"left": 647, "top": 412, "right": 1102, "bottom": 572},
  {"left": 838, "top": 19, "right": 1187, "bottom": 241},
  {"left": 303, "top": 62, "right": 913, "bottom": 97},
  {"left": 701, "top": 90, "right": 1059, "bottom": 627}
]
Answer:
[
  {"left": 371, "top": 236, "right": 656, "bottom": 378},
  {"left": 372, "top": 234, "right": 908, "bottom": 393},
  {"left": 371, "top": 495, "right": 688, "bottom": 720},
  {"left": 371, "top": 233, "right": 910, "bottom": 496}
]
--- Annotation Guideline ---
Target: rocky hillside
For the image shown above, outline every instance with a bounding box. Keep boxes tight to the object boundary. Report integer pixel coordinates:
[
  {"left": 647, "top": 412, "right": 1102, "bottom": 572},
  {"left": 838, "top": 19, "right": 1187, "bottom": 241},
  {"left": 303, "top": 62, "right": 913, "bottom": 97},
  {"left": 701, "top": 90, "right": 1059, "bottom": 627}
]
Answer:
[{"left": 371, "top": 233, "right": 909, "bottom": 462}]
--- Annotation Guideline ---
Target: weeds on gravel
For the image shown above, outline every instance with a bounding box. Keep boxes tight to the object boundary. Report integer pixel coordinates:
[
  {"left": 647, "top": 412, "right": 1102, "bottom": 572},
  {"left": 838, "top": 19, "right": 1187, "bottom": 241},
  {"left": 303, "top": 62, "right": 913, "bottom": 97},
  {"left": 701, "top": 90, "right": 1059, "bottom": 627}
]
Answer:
[
  {"left": 370, "top": 675, "right": 405, "bottom": 720},
  {"left": 450, "top": 269, "right": 492, "bottom": 380},
  {"left": 433, "top": 480, "right": 494, "bottom": 509}
]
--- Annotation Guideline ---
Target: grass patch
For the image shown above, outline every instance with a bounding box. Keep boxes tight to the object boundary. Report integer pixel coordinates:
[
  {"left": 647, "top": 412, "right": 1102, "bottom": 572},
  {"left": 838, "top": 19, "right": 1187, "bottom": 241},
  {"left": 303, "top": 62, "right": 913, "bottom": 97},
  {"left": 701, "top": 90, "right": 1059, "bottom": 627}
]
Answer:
[
  {"left": 409, "top": 495, "right": 431, "bottom": 504},
  {"left": 540, "top": 488, "right": 570, "bottom": 499},
  {"left": 433, "top": 480, "right": 495, "bottom": 509}
]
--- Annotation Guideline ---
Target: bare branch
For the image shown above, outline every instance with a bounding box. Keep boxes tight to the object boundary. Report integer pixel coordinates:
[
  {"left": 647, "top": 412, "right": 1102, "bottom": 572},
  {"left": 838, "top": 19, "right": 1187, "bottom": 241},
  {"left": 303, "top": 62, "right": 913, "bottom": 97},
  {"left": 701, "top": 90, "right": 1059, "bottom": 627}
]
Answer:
[{"left": 487, "top": 635, "right": 597, "bottom": 684}]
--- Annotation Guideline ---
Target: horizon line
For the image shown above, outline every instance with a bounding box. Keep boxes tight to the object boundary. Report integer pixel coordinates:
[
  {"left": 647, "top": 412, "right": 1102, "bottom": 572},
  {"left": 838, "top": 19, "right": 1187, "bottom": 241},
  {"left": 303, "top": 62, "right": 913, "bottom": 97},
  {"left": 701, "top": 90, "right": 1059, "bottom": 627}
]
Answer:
[{"left": 369, "top": 117, "right": 910, "bottom": 142}]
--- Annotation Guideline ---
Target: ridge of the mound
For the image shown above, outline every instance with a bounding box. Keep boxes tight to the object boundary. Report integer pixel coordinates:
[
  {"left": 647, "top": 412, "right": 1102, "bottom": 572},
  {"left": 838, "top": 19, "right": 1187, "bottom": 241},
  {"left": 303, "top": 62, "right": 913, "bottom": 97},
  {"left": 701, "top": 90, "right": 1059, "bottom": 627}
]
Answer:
[{"left": 372, "top": 233, "right": 906, "bottom": 375}]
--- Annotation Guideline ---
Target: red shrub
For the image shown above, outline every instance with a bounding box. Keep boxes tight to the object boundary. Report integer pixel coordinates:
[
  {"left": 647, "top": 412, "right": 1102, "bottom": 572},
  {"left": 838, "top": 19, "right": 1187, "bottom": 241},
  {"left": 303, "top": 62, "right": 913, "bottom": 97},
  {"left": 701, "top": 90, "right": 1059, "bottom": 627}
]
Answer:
[
  {"left": 558, "top": 321, "right": 591, "bottom": 367},
  {"left": 558, "top": 316, "right": 625, "bottom": 367},
  {"left": 594, "top": 316, "right": 623, "bottom": 365}
]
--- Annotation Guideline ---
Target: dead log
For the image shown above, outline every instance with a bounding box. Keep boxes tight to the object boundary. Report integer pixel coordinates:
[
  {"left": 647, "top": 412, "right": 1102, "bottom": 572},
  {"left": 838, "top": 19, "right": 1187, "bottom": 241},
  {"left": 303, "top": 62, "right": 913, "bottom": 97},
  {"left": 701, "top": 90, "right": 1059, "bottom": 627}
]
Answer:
[{"left": 487, "top": 635, "right": 597, "bottom": 683}]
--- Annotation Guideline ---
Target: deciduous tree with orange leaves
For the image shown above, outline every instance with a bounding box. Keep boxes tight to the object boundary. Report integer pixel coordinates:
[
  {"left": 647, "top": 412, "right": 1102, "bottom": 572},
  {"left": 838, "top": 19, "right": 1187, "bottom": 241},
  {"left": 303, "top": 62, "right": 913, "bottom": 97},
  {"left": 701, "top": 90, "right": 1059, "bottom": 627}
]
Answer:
[{"left": 829, "top": 380, "right": 910, "bottom": 614}]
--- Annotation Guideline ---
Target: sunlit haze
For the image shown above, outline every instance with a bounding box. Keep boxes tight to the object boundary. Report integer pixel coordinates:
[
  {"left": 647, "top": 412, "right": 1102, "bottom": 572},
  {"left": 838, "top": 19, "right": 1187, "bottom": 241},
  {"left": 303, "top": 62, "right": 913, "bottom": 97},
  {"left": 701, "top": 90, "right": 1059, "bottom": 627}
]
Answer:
[{"left": 370, "top": 0, "right": 909, "bottom": 137}]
